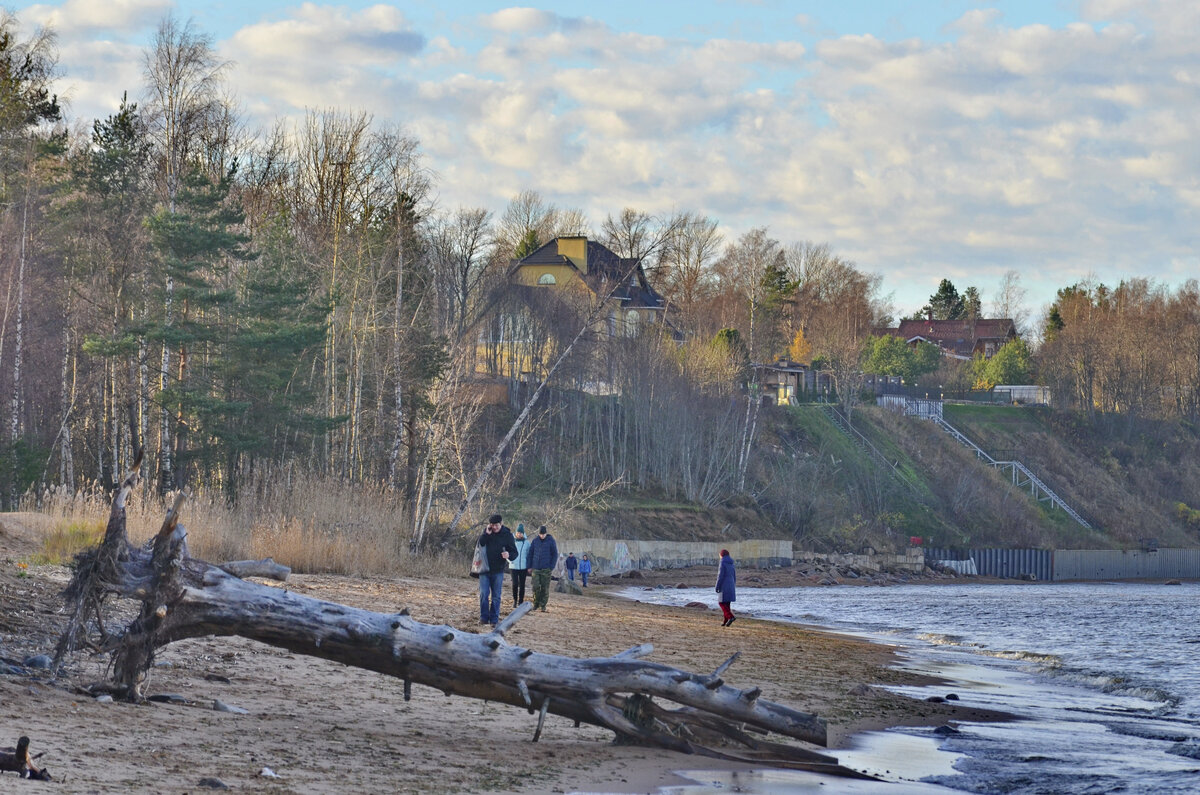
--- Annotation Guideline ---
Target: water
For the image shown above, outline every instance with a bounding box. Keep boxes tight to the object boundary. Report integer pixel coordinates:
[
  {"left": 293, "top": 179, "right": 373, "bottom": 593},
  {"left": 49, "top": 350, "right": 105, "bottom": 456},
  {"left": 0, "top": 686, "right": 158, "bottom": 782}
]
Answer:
[{"left": 624, "top": 582, "right": 1200, "bottom": 794}]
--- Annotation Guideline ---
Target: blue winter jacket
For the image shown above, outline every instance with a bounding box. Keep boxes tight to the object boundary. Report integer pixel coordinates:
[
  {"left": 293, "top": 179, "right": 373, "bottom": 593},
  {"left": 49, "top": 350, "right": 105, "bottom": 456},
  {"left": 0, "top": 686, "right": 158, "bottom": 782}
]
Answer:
[
  {"left": 579, "top": 557, "right": 592, "bottom": 574},
  {"left": 511, "top": 536, "right": 531, "bottom": 569},
  {"left": 528, "top": 533, "right": 559, "bottom": 570},
  {"left": 716, "top": 555, "right": 736, "bottom": 602}
]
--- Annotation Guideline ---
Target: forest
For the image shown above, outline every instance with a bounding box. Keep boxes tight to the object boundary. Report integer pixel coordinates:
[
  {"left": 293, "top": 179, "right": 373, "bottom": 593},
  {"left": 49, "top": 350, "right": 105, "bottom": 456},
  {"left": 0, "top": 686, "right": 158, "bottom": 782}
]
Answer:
[{"left": 3, "top": 14, "right": 1200, "bottom": 560}]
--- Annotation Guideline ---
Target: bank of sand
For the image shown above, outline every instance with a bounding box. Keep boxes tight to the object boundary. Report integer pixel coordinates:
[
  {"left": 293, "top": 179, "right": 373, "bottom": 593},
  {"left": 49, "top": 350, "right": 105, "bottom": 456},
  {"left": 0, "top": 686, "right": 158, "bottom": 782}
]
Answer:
[{"left": 1, "top": 515, "right": 1007, "bottom": 793}]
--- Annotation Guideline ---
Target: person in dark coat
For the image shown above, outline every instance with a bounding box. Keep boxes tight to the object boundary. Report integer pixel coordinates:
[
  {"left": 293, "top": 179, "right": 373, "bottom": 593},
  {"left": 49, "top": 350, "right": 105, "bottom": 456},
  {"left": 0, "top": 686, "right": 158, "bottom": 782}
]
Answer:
[
  {"left": 716, "top": 548, "right": 737, "bottom": 626},
  {"left": 527, "top": 525, "right": 558, "bottom": 611},
  {"left": 565, "top": 552, "right": 578, "bottom": 581},
  {"left": 477, "top": 514, "right": 517, "bottom": 626}
]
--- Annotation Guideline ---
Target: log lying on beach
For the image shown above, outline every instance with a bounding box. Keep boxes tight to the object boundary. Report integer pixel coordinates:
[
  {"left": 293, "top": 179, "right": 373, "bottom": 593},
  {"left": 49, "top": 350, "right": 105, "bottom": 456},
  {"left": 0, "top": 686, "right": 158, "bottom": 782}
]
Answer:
[{"left": 54, "top": 452, "right": 871, "bottom": 778}]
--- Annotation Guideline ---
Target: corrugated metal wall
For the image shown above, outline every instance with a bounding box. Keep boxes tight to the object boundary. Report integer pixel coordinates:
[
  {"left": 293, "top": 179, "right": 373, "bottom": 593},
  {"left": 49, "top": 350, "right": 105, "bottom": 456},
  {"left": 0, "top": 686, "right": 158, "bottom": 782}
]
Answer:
[
  {"left": 924, "top": 547, "right": 1053, "bottom": 581},
  {"left": 1052, "top": 549, "right": 1200, "bottom": 581},
  {"left": 973, "top": 548, "right": 1053, "bottom": 581},
  {"left": 925, "top": 547, "right": 1200, "bottom": 581}
]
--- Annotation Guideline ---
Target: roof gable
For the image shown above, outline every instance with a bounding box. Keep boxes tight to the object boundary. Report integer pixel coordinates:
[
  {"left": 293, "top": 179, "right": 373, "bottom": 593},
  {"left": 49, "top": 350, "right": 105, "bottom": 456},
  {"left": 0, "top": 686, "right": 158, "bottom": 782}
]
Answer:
[{"left": 511, "top": 237, "right": 668, "bottom": 310}]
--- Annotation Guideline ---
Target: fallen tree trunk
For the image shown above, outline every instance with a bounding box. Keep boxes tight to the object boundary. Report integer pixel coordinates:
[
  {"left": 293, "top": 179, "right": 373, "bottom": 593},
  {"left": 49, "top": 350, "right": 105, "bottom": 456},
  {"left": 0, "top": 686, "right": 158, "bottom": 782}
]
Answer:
[{"left": 56, "top": 454, "right": 871, "bottom": 778}]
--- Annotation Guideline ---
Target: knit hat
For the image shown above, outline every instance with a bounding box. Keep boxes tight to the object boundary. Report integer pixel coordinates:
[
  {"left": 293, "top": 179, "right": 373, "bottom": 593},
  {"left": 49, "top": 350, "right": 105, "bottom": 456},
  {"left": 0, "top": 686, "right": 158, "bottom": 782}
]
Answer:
[{"left": 516, "top": 522, "right": 525, "bottom": 535}]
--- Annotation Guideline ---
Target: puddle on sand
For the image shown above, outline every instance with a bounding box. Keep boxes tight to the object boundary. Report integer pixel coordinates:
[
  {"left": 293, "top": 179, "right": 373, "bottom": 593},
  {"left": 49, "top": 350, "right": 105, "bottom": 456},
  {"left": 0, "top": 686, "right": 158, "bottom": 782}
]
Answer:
[{"left": 570, "top": 731, "right": 961, "bottom": 795}]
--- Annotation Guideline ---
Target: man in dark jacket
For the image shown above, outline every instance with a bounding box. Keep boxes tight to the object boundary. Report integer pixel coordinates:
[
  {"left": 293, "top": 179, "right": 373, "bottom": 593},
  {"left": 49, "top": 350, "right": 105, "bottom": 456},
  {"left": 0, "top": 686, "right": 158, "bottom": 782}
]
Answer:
[
  {"left": 565, "top": 552, "right": 578, "bottom": 581},
  {"left": 477, "top": 514, "right": 517, "bottom": 626},
  {"left": 527, "top": 525, "right": 558, "bottom": 612}
]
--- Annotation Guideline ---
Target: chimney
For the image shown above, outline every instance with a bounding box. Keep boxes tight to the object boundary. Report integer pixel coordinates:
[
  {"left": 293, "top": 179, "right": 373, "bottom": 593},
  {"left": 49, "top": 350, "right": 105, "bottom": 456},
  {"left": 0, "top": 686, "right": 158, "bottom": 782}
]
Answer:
[
  {"left": 927, "top": 306, "right": 933, "bottom": 322},
  {"left": 557, "top": 236, "right": 588, "bottom": 275}
]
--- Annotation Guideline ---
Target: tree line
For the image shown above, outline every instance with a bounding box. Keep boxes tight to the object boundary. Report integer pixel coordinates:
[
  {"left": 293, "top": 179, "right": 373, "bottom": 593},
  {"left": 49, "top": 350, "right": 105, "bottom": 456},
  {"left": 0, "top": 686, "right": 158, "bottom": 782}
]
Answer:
[{"left": 2, "top": 12, "right": 1197, "bottom": 539}]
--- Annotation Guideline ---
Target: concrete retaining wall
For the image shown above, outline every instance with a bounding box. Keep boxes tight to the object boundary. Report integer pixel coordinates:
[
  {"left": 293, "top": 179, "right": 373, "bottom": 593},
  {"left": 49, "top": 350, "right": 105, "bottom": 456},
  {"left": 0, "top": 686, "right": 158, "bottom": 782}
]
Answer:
[{"left": 565, "top": 538, "right": 792, "bottom": 575}]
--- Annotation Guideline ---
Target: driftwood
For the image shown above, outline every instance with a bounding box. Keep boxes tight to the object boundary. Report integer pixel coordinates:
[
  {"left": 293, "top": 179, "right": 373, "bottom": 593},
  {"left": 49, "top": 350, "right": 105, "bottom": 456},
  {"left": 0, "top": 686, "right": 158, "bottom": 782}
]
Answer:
[
  {"left": 55, "top": 452, "right": 872, "bottom": 778},
  {"left": 0, "top": 737, "right": 51, "bottom": 780}
]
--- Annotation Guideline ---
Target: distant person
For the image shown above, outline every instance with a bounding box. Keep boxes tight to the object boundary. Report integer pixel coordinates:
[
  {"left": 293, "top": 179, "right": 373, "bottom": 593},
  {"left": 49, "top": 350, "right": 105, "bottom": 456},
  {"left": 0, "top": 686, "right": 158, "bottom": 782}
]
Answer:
[
  {"left": 528, "top": 525, "right": 559, "bottom": 612},
  {"left": 716, "top": 549, "right": 737, "bottom": 627},
  {"left": 579, "top": 553, "right": 592, "bottom": 587},
  {"left": 565, "top": 552, "right": 578, "bottom": 581},
  {"left": 477, "top": 514, "right": 517, "bottom": 626},
  {"left": 510, "top": 523, "right": 531, "bottom": 607}
]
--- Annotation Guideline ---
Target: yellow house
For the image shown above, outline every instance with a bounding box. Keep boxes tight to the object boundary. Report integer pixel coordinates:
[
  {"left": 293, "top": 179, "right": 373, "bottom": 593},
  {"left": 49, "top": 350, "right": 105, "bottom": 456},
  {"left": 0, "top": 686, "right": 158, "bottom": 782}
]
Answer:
[
  {"left": 510, "top": 236, "right": 671, "bottom": 335},
  {"left": 479, "top": 236, "right": 674, "bottom": 381}
]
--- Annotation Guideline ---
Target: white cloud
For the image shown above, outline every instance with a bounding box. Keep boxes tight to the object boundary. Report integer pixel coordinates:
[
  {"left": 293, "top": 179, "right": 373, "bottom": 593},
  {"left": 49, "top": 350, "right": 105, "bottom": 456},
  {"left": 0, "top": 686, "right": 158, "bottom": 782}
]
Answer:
[
  {"left": 26, "top": 0, "right": 1200, "bottom": 311},
  {"left": 21, "top": 0, "right": 170, "bottom": 36},
  {"left": 227, "top": 3, "right": 424, "bottom": 69},
  {"left": 481, "top": 8, "right": 558, "bottom": 34}
]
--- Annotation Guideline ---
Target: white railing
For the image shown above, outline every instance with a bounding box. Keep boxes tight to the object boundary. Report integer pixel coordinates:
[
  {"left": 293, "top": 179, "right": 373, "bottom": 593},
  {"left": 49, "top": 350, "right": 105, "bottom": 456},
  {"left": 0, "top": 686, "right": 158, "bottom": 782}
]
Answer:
[{"left": 930, "top": 416, "right": 1092, "bottom": 529}]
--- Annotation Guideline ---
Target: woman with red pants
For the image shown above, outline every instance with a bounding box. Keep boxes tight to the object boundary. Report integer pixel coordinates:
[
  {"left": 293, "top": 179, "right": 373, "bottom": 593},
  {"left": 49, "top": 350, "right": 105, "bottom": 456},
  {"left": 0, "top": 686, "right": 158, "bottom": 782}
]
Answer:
[{"left": 716, "top": 549, "right": 737, "bottom": 626}]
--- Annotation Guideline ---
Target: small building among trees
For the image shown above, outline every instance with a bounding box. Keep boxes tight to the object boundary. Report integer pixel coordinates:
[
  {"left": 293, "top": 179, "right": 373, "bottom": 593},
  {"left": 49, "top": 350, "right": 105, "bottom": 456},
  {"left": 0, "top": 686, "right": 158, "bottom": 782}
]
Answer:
[{"left": 874, "top": 317, "right": 1018, "bottom": 360}]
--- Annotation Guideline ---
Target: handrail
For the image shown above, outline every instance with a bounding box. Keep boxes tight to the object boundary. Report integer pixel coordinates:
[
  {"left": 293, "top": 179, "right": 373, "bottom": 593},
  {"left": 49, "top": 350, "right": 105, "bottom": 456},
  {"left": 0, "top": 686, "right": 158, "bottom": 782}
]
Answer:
[{"left": 930, "top": 416, "right": 1092, "bottom": 529}]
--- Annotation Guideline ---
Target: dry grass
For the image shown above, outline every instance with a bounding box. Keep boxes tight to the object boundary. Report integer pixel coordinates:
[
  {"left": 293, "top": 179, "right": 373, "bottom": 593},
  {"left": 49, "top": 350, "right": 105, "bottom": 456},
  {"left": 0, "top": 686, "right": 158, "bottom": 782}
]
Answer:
[
  {"left": 32, "top": 518, "right": 106, "bottom": 564},
  {"left": 25, "top": 473, "right": 465, "bottom": 578}
]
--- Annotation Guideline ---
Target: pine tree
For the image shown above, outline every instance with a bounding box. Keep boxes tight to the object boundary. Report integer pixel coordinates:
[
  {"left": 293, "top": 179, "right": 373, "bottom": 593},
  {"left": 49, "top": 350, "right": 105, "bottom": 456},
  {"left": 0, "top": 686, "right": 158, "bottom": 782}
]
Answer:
[
  {"left": 926, "top": 278, "right": 964, "bottom": 320},
  {"left": 513, "top": 228, "right": 540, "bottom": 260},
  {"left": 146, "top": 168, "right": 335, "bottom": 496},
  {"left": 64, "top": 95, "right": 154, "bottom": 489}
]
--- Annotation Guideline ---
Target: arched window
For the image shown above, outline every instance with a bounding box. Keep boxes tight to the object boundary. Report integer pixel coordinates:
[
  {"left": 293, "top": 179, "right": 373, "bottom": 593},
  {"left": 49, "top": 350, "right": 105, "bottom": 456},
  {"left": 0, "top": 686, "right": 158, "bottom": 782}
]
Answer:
[{"left": 537, "top": 273, "right": 556, "bottom": 285}]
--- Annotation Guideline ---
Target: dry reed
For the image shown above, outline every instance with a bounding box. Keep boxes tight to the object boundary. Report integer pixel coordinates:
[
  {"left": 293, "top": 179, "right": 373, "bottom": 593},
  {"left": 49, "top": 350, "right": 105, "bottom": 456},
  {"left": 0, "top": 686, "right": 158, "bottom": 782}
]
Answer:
[{"left": 25, "top": 472, "right": 465, "bottom": 578}]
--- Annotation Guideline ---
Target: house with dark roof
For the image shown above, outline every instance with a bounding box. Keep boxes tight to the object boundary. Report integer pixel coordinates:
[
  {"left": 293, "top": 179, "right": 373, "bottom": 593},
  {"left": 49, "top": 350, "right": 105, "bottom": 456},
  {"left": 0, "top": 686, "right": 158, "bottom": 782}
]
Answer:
[
  {"left": 508, "top": 236, "right": 671, "bottom": 337},
  {"left": 875, "top": 317, "right": 1018, "bottom": 360},
  {"left": 477, "top": 236, "right": 675, "bottom": 386}
]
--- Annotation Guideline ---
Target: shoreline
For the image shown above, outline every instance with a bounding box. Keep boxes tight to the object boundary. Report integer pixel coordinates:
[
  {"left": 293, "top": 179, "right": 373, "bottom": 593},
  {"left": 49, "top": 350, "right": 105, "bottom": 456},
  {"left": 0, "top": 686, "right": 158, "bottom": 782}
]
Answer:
[{"left": 2, "top": 515, "right": 1014, "bottom": 793}]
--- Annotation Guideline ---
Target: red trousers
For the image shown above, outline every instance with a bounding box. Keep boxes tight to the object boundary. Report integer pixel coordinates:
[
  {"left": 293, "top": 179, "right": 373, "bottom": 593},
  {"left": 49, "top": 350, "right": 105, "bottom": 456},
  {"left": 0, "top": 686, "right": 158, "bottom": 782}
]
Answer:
[{"left": 719, "top": 602, "right": 734, "bottom": 621}]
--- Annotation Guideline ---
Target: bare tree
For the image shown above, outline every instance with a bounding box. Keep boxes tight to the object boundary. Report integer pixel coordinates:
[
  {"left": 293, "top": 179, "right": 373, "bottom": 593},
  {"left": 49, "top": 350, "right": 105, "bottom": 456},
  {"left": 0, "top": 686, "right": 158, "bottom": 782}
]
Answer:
[
  {"left": 991, "top": 269, "right": 1030, "bottom": 335},
  {"left": 715, "top": 228, "right": 783, "bottom": 362},
  {"left": 494, "top": 190, "right": 559, "bottom": 261},
  {"left": 599, "top": 207, "right": 686, "bottom": 266},
  {"left": 143, "top": 16, "right": 229, "bottom": 208},
  {"left": 660, "top": 213, "right": 722, "bottom": 332},
  {"left": 428, "top": 207, "right": 495, "bottom": 337}
]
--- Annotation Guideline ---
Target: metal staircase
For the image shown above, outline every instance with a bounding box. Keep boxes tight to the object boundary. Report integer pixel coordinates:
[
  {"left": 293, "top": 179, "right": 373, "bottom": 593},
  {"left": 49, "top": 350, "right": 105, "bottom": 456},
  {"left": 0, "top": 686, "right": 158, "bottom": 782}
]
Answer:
[{"left": 931, "top": 416, "right": 1093, "bottom": 529}]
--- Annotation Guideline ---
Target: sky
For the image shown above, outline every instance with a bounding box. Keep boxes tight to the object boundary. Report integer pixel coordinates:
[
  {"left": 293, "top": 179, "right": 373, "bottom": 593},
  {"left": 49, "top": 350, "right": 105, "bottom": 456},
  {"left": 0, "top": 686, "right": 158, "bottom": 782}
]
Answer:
[{"left": 12, "top": 0, "right": 1200, "bottom": 321}]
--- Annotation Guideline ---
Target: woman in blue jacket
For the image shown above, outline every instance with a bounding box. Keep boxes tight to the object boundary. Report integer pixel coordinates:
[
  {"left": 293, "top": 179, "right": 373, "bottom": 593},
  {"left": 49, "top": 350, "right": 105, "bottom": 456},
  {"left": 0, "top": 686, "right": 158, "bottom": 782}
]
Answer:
[
  {"left": 579, "top": 554, "right": 592, "bottom": 587},
  {"left": 510, "top": 524, "right": 531, "bottom": 606},
  {"left": 716, "top": 549, "right": 737, "bottom": 626}
]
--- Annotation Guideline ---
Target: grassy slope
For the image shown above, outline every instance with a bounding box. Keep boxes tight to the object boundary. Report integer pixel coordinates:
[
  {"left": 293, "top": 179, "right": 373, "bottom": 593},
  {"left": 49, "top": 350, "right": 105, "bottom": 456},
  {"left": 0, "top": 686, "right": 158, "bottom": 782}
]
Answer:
[
  {"left": 942, "top": 405, "right": 1200, "bottom": 548},
  {"left": 514, "top": 402, "right": 1200, "bottom": 553},
  {"left": 841, "top": 405, "right": 1099, "bottom": 550}
]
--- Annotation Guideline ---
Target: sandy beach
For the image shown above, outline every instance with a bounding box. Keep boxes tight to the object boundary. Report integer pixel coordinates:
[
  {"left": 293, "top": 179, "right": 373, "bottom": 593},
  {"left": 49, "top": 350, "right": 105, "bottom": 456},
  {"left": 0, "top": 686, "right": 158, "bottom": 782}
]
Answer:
[{"left": 1, "top": 514, "right": 1009, "bottom": 793}]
